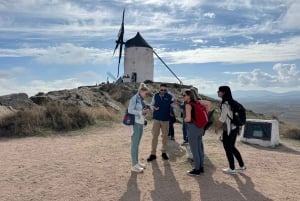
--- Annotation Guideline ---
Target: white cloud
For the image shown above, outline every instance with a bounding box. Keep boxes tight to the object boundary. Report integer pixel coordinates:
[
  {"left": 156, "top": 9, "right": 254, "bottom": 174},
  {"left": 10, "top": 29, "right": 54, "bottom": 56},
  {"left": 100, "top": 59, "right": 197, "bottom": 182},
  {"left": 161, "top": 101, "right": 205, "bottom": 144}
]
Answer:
[
  {"left": 0, "top": 43, "right": 113, "bottom": 65},
  {"left": 236, "top": 63, "right": 300, "bottom": 88},
  {"left": 279, "top": 1, "right": 300, "bottom": 30},
  {"left": 161, "top": 36, "right": 300, "bottom": 64},
  {"left": 0, "top": 74, "right": 102, "bottom": 96},
  {"left": 0, "top": 67, "right": 26, "bottom": 77},
  {"left": 203, "top": 12, "right": 216, "bottom": 19},
  {"left": 218, "top": 0, "right": 252, "bottom": 11}
]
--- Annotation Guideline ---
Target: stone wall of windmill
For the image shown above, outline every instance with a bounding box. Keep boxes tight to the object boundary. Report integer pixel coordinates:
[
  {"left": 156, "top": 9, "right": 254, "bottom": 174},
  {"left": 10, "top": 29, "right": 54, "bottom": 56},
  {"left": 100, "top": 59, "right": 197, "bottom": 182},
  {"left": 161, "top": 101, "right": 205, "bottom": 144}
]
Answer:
[{"left": 123, "top": 32, "right": 154, "bottom": 83}]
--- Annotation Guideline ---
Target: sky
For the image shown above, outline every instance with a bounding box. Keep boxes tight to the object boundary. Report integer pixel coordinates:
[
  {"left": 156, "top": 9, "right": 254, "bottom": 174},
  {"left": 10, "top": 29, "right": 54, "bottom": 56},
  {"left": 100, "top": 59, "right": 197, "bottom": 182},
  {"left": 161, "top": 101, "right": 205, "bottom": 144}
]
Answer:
[{"left": 0, "top": 0, "right": 300, "bottom": 96}]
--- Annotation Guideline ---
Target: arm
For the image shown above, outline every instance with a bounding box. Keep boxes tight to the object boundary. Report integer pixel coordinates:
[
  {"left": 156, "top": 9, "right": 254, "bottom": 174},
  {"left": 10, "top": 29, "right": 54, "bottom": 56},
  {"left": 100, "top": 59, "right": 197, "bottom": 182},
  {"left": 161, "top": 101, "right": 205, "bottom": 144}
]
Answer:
[
  {"left": 199, "top": 100, "right": 212, "bottom": 113},
  {"left": 215, "top": 120, "right": 223, "bottom": 134},
  {"left": 151, "top": 94, "right": 159, "bottom": 111},
  {"left": 214, "top": 103, "right": 228, "bottom": 134},
  {"left": 128, "top": 95, "right": 142, "bottom": 118},
  {"left": 184, "top": 104, "right": 192, "bottom": 123}
]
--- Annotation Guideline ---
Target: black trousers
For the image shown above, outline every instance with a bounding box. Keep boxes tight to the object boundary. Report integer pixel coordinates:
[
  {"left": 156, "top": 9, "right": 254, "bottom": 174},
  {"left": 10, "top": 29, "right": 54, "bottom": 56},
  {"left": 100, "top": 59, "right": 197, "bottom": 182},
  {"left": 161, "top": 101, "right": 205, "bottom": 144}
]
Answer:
[{"left": 222, "top": 128, "right": 244, "bottom": 170}]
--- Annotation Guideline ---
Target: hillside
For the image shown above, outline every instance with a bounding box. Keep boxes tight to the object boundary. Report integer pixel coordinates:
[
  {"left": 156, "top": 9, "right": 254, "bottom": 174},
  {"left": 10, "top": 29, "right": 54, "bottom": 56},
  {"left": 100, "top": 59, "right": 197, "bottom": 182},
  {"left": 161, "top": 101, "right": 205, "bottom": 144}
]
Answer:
[{"left": 0, "top": 82, "right": 295, "bottom": 137}]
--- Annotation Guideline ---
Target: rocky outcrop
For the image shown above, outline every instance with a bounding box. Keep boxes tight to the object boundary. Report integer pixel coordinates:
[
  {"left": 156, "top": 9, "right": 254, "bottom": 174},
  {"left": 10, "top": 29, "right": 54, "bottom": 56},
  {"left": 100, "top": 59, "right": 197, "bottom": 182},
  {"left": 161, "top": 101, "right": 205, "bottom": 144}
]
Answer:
[
  {"left": 0, "top": 93, "right": 36, "bottom": 109},
  {"left": 0, "top": 82, "right": 195, "bottom": 112}
]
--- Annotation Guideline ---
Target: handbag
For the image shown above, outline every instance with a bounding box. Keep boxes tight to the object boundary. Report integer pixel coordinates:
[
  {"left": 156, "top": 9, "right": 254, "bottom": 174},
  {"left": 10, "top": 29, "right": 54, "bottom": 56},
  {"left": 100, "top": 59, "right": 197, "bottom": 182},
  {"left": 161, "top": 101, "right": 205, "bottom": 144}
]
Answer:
[{"left": 122, "top": 109, "right": 135, "bottom": 126}]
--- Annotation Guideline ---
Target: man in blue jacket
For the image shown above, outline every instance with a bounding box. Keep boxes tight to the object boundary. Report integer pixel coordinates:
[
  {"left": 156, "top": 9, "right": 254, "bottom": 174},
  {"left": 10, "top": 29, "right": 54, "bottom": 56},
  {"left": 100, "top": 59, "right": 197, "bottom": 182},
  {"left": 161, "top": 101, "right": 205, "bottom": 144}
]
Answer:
[{"left": 147, "top": 83, "right": 174, "bottom": 161}]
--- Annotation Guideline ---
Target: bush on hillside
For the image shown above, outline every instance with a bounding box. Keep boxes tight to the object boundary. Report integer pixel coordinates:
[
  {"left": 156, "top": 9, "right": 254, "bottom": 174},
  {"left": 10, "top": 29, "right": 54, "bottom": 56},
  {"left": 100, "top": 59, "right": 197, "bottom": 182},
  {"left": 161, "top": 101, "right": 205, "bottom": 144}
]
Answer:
[
  {"left": 0, "top": 107, "right": 46, "bottom": 137},
  {"left": 0, "top": 101, "right": 117, "bottom": 137},
  {"left": 45, "top": 101, "right": 94, "bottom": 130},
  {"left": 284, "top": 128, "right": 300, "bottom": 140}
]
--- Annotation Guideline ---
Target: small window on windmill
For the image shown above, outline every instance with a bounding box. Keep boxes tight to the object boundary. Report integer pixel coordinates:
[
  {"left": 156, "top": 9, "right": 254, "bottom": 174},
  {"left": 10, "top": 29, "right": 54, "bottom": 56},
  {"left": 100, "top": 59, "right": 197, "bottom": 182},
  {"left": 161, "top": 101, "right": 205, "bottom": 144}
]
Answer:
[{"left": 243, "top": 121, "right": 272, "bottom": 140}]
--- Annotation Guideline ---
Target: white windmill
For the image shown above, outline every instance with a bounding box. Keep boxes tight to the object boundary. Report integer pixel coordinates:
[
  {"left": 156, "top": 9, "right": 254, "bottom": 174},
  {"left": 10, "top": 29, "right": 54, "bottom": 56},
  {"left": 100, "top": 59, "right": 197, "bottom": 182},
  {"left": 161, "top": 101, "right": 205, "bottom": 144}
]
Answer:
[{"left": 113, "top": 9, "right": 182, "bottom": 84}]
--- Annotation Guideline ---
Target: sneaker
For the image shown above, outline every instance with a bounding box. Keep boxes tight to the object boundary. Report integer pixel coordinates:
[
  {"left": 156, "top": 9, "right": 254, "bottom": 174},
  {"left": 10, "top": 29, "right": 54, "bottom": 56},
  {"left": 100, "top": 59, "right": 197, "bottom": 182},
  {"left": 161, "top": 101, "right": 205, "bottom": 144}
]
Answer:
[
  {"left": 170, "top": 137, "right": 175, "bottom": 141},
  {"left": 138, "top": 162, "right": 146, "bottom": 169},
  {"left": 132, "top": 164, "right": 143, "bottom": 173},
  {"left": 187, "top": 169, "right": 201, "bottom": 176},
  {"left": 147, "top": 154, "right": 157, "bottom": 162},
  {"left": 199, "top": 167, "right": 204, "bottom": 173},
  {"left": 161, "top": 153, "right": 169, "bottom": 160},
  {"left": 236, "top": 166, "right": 247, "bottom": 172},
  {"left": 222, "top": 168, "right": 237, "bottom": 175}
]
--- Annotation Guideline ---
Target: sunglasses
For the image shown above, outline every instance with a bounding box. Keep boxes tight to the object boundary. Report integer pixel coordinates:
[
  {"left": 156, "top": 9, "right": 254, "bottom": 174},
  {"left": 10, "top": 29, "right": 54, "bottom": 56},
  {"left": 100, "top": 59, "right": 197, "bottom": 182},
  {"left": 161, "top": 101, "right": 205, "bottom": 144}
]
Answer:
[
  {"left": 182, "top": 94, "right": 187, "bottom": 97},
  {"left": 160, "top": 89, "right": 167, "bottom": 92}
]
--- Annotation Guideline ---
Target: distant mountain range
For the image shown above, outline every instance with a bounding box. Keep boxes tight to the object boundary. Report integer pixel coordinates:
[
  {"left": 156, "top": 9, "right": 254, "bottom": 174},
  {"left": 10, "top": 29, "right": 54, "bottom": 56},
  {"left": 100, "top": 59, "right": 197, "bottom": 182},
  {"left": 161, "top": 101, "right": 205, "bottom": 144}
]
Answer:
[
  {"left": 206, "top": 90, "right": 300, "bottom": 102},
  {"left": 205, "top": 90, "right": 300, "bottom": 124}
]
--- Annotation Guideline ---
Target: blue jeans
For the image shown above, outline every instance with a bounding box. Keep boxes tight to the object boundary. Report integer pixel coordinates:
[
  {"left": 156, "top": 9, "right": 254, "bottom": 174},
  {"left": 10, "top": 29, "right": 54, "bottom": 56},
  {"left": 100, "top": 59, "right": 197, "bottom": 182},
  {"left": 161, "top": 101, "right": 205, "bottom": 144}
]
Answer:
[
  {"left": 186, "top": 123, "right": 204, "bottom": 170},
  {"left": 182, "top": 121, "right": 188, "bottom": 142},
  {"left": 168, "top": 121, "right": 175, "bottom": 138},
  {"left": 131, "top": 123, "right": 143, "bottom": 166}
]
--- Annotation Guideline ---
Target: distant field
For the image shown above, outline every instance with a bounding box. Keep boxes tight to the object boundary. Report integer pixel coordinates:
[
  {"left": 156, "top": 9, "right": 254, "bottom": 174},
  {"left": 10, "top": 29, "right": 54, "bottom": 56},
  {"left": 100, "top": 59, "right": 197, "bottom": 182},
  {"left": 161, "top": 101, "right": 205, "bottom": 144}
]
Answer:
[{"left": 242, "top": 100, "right": 300, "bottom": 126}]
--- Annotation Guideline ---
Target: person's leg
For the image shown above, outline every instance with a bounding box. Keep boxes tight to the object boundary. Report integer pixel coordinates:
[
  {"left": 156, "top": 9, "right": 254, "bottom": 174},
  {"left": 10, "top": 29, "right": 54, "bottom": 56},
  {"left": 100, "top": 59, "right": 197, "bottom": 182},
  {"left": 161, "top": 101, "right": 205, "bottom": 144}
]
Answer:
[
  {"left": 198, "top": 128, "right": 204, "bottom": 169},
  {"left": 222, "top": 130, "right": 235, "bottom": 170},
  {"left": 151, "top": 120, "right": 160, "bottom": 155},
  {"left": 169, "top": 121, "right": 174, "bottom": 139},
  {"left": 131, "top": 123, "right": 143, "bottom": 166},
  {"left": 182, "top": 121, "right": 188, "bottom": 142},
  {"left": 231, "top": 129, "right": 245, "bottom": 167},
  {"left": 187, "top": 125, "right": 201, "bottom": 170},
  {"left": 160, "top": 121, "right": 169, "bottom": 153}
]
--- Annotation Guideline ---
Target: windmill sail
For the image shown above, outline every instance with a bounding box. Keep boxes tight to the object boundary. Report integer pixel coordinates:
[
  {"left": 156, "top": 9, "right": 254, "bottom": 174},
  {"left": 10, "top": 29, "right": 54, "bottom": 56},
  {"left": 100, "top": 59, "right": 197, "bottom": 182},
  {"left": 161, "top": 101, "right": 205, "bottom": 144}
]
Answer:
[{"left": 113, "top": 9, "right": 125, "bottom": 77}]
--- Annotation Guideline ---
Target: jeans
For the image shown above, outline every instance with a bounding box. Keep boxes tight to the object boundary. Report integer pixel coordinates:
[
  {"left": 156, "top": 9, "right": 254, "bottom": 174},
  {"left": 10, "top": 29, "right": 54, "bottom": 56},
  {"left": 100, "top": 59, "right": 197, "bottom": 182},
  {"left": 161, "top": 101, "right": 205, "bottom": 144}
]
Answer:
[
  {"left": 131, "top": 123, "right": 143, "bottom": 166},
  {"left": 182, "top": 121, "right": 188, "bottom": 142},
  {"left": 168, "top": 121, "right": 175, "bottom": 138},
  {"left": 186, "top": 123, "right": 204, "bottom": 170},
  {"left": 222, "top": 128, "right": 244, "bottom": 170}
]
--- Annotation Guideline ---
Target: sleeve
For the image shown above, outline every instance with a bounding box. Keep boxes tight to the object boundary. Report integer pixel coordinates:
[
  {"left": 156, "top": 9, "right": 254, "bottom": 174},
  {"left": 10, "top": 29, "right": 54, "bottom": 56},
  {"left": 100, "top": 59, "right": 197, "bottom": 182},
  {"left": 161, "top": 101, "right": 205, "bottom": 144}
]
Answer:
[
  {"left": 128, "top": 95, "right": 142, "bottom": 118},
  {"left": 219, "top": 103, "right": 228, "bottom": 123}
]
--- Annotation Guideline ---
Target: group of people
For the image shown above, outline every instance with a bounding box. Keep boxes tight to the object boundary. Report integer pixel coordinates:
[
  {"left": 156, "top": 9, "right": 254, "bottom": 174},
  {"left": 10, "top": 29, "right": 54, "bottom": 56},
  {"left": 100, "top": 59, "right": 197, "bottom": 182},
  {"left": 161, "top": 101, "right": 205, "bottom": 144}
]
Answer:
[{"left": 127, "top": 83, "right": 246, "bottom": 176}]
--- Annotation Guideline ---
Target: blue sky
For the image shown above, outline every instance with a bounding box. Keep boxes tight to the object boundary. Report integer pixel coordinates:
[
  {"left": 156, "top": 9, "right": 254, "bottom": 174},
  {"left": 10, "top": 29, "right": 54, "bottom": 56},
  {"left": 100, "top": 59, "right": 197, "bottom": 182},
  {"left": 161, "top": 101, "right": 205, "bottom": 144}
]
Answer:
[{"left": 0, "top": 0, "right": 299, "bottom": 96}]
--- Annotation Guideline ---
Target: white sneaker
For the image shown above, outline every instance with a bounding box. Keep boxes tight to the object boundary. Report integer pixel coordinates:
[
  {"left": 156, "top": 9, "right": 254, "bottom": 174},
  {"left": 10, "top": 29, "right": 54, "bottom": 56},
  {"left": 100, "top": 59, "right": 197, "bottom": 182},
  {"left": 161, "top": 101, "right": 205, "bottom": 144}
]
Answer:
[
  {"left": 138, "top": 162, "right": 146, "bottom": 169},
  {"left": 236, "top": 166, "right": 247, "bottom": 172},
  {"left": 222, "top": 168, "right": 237, "bottom": 174},
  {"left": 132, "top": 164, "right": 143, "bottom": 173}
]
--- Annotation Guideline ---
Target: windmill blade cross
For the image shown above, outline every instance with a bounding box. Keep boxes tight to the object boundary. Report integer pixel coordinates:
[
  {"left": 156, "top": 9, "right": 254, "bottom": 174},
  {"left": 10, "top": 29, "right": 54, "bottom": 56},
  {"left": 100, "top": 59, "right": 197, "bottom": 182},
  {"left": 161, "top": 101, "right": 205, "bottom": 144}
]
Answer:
[{"left": 112, "top": 8, "right": 125, "bottom": 77}]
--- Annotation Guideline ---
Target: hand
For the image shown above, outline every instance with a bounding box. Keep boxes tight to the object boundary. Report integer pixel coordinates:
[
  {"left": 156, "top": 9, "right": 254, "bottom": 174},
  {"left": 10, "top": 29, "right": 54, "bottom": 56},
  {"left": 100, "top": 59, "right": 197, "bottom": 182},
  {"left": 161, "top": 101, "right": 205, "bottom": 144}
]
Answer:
[{"left": 142, "top": 108, "right": 149, "bottom": 115}]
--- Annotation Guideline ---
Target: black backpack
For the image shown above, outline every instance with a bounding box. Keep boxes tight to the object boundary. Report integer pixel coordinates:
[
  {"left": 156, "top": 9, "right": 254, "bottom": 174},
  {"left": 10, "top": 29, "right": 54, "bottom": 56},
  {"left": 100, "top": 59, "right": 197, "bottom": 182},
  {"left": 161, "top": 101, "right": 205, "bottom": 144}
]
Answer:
[{"left": 227, "top": 100, "right": 246, "bottom": 126}]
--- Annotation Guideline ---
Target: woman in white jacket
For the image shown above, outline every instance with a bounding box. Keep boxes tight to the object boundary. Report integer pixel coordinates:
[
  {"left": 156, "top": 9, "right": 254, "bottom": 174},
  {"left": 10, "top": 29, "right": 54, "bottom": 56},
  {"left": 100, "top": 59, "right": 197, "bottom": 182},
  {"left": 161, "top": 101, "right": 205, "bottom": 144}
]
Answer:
[
  {"left": 215, "top": 86, "right": 246, "bottom": 174},
  {"left": 128, "top": 83, "right": 150, "bottom": 173}
]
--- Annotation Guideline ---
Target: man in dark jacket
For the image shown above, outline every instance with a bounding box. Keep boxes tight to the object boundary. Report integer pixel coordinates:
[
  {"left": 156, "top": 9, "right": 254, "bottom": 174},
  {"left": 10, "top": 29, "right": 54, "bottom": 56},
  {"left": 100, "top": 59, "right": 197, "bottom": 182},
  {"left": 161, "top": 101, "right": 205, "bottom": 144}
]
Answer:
[{"left": 147, "top": 83, "right": 174, "bottom": 161}]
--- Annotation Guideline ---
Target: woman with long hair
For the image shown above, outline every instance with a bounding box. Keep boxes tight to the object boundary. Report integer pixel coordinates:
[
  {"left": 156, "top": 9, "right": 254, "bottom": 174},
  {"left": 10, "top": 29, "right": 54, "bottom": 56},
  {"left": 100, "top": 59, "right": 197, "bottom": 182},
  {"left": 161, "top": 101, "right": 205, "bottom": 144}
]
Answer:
[
  {"left": 215, "top": 86, "right": 246, "bottom": 174},
  {"left": 128, "top": 83, "right": 150, "bottom": 173},
  {"left": 183, "top": 89, "right": 205, "bottom": 176}
]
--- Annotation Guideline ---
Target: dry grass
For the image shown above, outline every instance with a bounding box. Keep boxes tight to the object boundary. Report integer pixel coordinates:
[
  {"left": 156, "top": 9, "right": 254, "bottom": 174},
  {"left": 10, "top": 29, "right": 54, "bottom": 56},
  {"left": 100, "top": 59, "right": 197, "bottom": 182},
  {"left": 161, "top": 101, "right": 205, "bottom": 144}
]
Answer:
[{"left": 0, "top": 101, "right": 118, "bottom": 137}]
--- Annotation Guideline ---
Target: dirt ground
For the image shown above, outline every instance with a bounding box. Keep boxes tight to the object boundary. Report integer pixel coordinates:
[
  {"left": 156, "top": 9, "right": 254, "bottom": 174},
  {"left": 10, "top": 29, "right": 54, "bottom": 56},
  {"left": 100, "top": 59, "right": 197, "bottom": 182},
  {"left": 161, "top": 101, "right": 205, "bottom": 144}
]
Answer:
[{"left": 0, "top": 122, "right": 300, "bottom": 201}]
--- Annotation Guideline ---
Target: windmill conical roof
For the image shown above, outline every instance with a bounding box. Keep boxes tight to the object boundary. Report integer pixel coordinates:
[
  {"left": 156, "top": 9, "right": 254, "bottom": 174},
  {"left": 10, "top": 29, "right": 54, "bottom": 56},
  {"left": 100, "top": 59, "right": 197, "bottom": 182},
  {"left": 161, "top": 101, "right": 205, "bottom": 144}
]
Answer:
[{"left": 125, "top": 32, "right": 152, "bottom": 49}]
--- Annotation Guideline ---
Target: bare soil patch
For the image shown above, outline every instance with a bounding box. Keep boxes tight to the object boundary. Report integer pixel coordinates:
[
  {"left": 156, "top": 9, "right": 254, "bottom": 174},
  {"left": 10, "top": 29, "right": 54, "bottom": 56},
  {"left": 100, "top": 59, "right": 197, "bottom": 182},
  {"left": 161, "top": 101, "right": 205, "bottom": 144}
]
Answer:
[{"left": 0, "top": 122, "right": 300, "bottom": 201}]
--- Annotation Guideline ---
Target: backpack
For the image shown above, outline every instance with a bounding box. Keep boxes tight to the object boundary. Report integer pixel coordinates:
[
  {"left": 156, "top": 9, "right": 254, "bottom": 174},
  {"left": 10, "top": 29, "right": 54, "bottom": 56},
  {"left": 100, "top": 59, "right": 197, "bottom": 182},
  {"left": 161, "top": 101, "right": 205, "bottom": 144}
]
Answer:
[
  {"left": 203, "top": 109, "right": 215, "bottom": 135},
  {"left": 190, "top": 101, "right": 208, "bottom": 128},
  {"left": 227, "top": 100, "right": 246, "bottom": 126}
]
